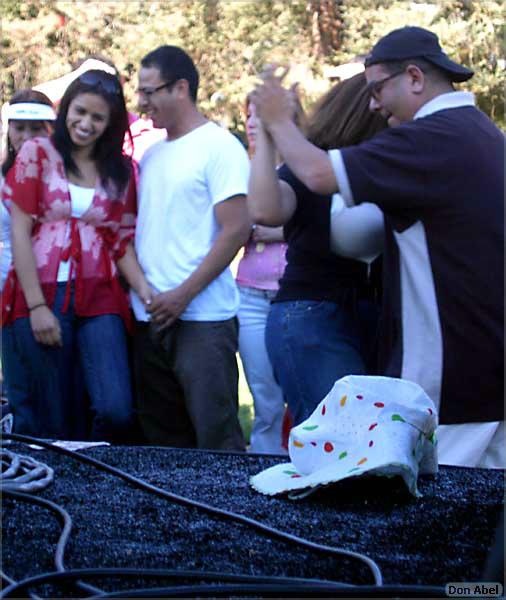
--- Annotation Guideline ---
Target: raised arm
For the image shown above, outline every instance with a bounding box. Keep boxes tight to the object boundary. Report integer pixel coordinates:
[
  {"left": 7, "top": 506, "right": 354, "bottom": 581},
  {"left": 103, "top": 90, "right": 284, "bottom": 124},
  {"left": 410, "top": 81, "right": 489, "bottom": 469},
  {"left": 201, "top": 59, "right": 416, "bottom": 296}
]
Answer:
[
  {"left": 33, "top": 59, "right": 116, "bottom": 104},
  {"left": 247, "top": 121, "right": 296, "bottom": 226},
  {"left": 251, "top": 77, "right": 338, "bottom": 196}
]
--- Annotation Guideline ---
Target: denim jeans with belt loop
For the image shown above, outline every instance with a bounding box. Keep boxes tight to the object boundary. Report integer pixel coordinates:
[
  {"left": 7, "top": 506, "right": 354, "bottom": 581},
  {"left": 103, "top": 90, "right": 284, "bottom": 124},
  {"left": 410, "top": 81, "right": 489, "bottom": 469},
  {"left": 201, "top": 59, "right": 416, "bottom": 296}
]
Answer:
[{"left": 265, "top": 293, "right": 366, "bottom": 427}]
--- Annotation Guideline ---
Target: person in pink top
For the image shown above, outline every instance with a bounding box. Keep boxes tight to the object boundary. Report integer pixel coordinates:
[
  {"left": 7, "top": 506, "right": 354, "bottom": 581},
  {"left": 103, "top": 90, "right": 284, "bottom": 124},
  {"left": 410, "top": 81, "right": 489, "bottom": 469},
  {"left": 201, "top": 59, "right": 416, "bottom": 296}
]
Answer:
[{"left": 236, "top": 101, "right": 287, "bottom": 454}]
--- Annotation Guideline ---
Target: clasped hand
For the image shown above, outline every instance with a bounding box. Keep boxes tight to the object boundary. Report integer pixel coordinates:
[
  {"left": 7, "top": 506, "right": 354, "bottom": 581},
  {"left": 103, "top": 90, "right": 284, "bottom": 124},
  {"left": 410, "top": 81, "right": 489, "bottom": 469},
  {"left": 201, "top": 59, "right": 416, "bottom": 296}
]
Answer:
[
  {"left": 250, "top": 63, "right": 298, "bottom": 128},
  {"left": 146, "top": 286, "right": 190, "bottom": 331}
]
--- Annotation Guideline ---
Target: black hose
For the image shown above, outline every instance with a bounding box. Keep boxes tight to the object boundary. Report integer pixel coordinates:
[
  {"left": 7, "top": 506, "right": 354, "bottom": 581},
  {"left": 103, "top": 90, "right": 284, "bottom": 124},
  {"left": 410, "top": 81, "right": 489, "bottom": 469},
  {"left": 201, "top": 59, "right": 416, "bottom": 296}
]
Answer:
[
  {"left": 3, "top": 432, "right": 383, "bottom": 587},
  {"left": 93, "top": 583, "right": 449, "bottom": 598},
  {"left": 0, "top": 568, "right": 448, "bottom": 599},
  {"left": 2, "top": 489, "right": 102, "bottom": 597},
  {"left": 0, "top": 567, "right": 350, "bottom": 598}
]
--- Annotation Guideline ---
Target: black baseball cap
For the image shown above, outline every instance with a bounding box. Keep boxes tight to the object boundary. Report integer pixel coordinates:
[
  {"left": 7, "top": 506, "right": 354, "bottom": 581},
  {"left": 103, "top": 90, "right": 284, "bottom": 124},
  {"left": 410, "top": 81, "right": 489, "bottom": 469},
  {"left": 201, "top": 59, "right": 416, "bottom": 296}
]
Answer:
[{"left": 365, "top": 26, "right": 474, "bottom": 82}]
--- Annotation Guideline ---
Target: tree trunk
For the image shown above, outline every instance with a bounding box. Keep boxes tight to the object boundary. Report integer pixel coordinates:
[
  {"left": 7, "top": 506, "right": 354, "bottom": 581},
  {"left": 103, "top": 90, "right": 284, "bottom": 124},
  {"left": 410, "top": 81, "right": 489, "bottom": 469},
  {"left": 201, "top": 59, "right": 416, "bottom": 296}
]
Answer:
[{"left": 309, "top": 0, "right": 344, "bottom": 57}]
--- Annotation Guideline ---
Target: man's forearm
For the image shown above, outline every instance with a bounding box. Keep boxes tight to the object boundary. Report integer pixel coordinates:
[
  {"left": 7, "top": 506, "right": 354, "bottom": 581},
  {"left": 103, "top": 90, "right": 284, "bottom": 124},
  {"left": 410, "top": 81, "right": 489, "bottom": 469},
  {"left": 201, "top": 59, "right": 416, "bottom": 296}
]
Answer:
[
  {"left": 267, "top": 119, "right": 339, "bottom": 196},
  {"left": 179, "top": 225, "right": 250, "bottom": 302}
]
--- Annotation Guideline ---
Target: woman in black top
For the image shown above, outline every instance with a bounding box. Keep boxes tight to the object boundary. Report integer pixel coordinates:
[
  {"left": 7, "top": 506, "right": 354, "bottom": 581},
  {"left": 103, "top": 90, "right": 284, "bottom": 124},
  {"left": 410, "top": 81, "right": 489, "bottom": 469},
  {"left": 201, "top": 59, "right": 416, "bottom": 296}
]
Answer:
[{"left": 248, "top": 73, "right": 386, "bottom": 426}]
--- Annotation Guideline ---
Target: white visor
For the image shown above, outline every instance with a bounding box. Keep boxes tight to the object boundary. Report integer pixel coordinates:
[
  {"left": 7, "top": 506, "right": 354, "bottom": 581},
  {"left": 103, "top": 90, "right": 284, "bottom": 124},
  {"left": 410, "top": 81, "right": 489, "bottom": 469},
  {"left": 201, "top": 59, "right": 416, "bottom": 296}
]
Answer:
[{"left": 6, "top": 102, "right": 56, "bottom": 121}]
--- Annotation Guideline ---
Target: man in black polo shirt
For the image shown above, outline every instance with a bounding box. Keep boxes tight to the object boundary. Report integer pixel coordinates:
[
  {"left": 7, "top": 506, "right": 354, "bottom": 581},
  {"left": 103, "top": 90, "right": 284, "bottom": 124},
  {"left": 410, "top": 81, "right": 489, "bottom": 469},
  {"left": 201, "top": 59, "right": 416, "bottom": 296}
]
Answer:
[{"left": 251, "top": 26, "right": 504, "bottom": 468}]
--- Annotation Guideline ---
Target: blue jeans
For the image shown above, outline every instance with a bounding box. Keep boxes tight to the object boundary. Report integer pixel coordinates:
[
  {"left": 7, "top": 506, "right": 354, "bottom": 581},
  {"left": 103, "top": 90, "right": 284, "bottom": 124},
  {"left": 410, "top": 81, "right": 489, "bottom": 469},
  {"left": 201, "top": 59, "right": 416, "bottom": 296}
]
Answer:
[
  {"left": 1, "top": 324, "right": 37, "bottom": 434},
  {"left": 266, "top": 298, "right": 366, "bottom": 426},
  {"left": 11, "top": 283, "right": 134, "bottom": 441}
]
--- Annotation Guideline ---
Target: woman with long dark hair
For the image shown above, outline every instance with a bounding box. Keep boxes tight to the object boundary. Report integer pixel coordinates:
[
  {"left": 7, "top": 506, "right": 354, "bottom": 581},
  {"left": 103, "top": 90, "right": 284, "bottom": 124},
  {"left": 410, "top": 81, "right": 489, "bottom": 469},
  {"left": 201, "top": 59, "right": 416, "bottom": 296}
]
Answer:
[
  {"left": 1, "top": 89, "right": 56, "bottom": 432},
  {"left": 247, "top": 73, "right": 386, "bottom": 426},
  {"left": 2, "top": 70, "right": 152, "bottom": 441}
]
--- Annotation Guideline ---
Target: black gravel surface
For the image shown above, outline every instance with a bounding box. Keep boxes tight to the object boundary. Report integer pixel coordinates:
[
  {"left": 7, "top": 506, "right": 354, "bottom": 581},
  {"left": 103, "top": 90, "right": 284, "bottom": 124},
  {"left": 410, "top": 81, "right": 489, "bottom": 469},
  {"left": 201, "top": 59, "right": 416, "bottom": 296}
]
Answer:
[{"left": 1, "top": 441, "right": 504, "bottom": 598}]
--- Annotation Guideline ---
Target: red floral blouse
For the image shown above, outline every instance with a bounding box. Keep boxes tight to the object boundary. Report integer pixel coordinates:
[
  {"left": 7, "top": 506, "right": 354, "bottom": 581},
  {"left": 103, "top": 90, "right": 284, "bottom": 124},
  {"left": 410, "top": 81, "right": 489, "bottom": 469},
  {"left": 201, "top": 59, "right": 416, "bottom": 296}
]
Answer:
[{"left": 1, "top": 137, "right": 136, "bottom": 330}]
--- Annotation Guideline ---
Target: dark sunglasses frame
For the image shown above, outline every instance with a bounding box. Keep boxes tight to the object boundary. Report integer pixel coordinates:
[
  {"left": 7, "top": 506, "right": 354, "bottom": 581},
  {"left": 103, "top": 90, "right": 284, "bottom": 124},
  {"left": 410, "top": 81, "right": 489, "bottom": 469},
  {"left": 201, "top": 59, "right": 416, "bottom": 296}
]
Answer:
[{"left": 78, "top": 71, "right": 121, "bottom": 95}]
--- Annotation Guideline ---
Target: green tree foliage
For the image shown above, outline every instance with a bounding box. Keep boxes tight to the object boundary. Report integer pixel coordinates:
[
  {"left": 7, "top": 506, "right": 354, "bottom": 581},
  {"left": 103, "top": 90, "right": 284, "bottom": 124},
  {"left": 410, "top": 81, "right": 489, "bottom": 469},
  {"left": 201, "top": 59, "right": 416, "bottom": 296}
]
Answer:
[
  {"left": 1, "top": 0, "right": 504, "bottom": 132},
  {"left": 430, "top": 0, "right": 505, "bottom": 125}
]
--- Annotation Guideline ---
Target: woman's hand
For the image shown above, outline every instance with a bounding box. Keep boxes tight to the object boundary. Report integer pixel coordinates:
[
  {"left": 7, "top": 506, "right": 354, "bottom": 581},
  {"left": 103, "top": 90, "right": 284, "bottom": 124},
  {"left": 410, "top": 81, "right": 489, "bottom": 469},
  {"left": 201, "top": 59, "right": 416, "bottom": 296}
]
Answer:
[
  {"left": 252, "top": 225, "right": 284, "bottom": 243},
  {"left": 252, "top": 67, "right": 294, "bottom": 130},
  {"left": 30, "top": 305, "right": 62, "bottom": 347}
]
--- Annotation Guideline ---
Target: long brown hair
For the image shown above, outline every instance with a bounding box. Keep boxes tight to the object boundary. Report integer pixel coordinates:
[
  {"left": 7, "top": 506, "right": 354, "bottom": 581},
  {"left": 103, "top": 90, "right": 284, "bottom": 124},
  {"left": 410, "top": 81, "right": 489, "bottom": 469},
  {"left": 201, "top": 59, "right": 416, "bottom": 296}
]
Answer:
[
  {"left": 306, "top": 73, "right": 387, "bottom": 150},
  {"left": 2, "top": 89, "right": 54, "bottom": 176}
]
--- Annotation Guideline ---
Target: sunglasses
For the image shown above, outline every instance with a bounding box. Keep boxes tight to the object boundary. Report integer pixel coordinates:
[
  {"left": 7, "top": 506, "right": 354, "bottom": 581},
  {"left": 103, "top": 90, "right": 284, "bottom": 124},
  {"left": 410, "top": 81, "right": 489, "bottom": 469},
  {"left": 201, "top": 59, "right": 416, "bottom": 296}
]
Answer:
[
  {"left": 78, "top": 71, "right": 121, "bottom": 95},
  {"left": 367, "top": 69, "right": 405, "bottom": 101}
]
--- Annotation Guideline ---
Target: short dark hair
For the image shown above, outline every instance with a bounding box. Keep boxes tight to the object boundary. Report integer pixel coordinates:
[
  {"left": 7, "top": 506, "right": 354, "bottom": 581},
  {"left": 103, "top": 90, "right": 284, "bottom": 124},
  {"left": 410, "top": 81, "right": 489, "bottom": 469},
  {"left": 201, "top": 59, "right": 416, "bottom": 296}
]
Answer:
[
  {"left": 379, "top": 58, "right": 453, "bottom": 86},
  {"left": 2, "top": 89, "right": 54, "bottom": 176},
  {"left": 141, "top": 46, "right": 199, "bottom": 103},
  {"left": 52, "top": 70, "right": 132, "bottom": 194}
]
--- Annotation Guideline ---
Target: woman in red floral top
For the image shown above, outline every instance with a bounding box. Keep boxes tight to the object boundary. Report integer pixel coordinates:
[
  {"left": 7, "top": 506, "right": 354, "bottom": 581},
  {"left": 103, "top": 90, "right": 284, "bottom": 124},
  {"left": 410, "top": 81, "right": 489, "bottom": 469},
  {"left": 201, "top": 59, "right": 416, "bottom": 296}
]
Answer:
[{"left": 2, "top": 71, "right": 152, "bottom": 441}]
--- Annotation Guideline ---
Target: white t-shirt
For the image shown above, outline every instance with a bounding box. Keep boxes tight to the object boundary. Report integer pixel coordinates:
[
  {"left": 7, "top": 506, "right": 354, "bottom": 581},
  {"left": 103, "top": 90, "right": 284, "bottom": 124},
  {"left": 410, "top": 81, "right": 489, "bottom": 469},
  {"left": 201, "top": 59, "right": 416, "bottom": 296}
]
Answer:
[
  {"left": 0, "top": 194, "right": 11, "bottom": 291},
  {"left": 330, "top": 194, "right": 384, "bottom": 263},
  {"left": 57, "top": 183, "right": 94, "bottom": 281},
  {"left": 131, "top": 121, "right": 249, "bottom": 322}
]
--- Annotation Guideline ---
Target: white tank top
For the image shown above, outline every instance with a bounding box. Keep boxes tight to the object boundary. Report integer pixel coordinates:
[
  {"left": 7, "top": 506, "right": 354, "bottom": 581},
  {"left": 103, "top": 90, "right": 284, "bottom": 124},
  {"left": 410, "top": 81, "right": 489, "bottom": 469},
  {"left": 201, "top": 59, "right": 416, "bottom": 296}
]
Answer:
[{"left": 56, "top": 183, "right": 95, "bottom": 282}]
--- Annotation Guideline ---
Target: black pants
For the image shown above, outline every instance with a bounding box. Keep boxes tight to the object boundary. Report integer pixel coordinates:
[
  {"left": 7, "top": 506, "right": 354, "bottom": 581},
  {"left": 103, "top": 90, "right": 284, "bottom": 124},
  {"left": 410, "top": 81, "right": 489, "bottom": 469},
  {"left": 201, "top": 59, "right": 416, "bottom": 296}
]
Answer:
[{"left": 134, "top": 319, "right": 245, "bottom": 451}]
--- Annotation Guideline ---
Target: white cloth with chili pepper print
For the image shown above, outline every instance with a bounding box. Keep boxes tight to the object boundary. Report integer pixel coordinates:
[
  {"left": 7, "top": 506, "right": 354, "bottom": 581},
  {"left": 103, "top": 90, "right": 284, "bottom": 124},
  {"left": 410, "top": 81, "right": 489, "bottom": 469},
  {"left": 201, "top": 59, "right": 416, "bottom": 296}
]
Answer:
[{"left": 250, "top": 376, "right": 438, "bottom": 497}]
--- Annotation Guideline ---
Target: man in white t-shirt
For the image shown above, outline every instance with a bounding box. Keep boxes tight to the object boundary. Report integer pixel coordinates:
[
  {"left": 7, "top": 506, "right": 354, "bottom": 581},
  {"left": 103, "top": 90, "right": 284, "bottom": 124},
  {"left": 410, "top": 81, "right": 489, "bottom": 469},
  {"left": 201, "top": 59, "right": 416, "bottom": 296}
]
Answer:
[{"left": 131, "top": 46, "right": 251, "bottom": 450}]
